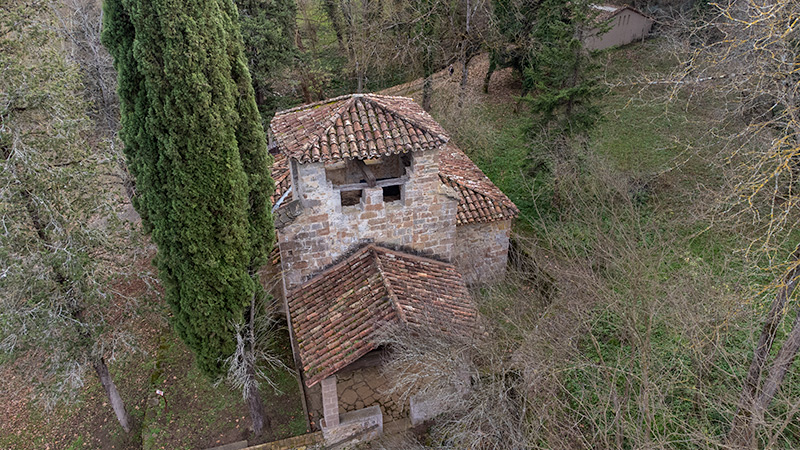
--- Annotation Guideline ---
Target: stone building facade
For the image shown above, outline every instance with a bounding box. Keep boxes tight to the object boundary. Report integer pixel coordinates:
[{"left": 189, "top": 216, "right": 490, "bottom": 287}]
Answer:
[
  {"left": 267, "top": 94, "right": 519, "bottom": 443},
  {"left": 269, "top": 94, "right": 518, "bottom": 291},
  {"left": 455, "top": 220, "right": 512, "bottom": 285},
  {"left": 275, "top": 148, "right": 459, "bottom": 290}
]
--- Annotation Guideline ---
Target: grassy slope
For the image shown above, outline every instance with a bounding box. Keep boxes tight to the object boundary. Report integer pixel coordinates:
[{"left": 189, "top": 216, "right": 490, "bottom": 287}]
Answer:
[{"left": 419, "top": 39, "right": 800, "bottom": 446}]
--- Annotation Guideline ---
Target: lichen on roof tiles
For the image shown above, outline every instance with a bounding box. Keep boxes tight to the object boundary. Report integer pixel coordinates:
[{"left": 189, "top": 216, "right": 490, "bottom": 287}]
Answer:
[{"left": 270, "top": 94, "right": 449, "bottom": 164}]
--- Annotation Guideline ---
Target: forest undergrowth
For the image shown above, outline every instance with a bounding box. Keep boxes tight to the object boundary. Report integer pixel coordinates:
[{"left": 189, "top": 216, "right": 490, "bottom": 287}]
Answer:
[{"left": 377, "top": 37, "right": 800, "bottom": 448}]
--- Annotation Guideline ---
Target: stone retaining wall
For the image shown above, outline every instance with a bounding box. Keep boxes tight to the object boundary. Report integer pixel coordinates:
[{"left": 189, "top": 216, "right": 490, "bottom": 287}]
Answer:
[{"left": 245, "top": 431, "right": 323, "bottom": 450}]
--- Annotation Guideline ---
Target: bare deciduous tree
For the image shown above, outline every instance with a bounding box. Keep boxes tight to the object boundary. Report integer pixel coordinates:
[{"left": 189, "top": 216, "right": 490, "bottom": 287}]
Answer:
[
  {"left": 675, "top": 1, "right": 800, "bottom": 446},
  {"left": 219, "top": 295, "right": 291, "bottom": 438},
  {"left": 380, "top": 324, "right": 534, "bottom": 449},
  {"left": 379, "top": 143, "right": 750, "bottom": 448},
  {"left": 49, "top": 0, "right": 136, "bottom": 204},
  {"left": 1, "top": 0, "right": 142, "bottom": 433},
  {"left": 50, "top": 0, "right": 119, "bottom": 135}
]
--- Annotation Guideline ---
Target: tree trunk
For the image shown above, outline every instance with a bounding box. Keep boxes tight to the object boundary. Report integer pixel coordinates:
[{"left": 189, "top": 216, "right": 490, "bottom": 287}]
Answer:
[
  {"left": 728, "top": 245, "right": 800, "bottom": 448},
  {"left": 789, "top": 133, "right": 800, "bottom": 196},
  {"left": 483, "top": 54, "right": 496, "bottom": 94},
  {"left": 244, "top": 292, "right": 272, "bottom": 439},
  {"left": 246, "top": 366, "right": 271, "bottom": 438},
  {"left": 254, "top": 79, "right": 267, "bottom": 107},
  {"left": 755, "top": 304, "right": 800, "bottom": 415},
  {"left": 458, "top": 53, "right": 472, "bottom": 107},
  {"left": 322, "top": 0, "right": 347, "bottom": 54},
  {"left": 94, "top": 357, "right": 132, "bottom": 433},
  {"left": 565, "top": 29, "right": 584, "bottom": 119},
  {"left": 459, "top": 0, "right": 472, "bottom": 107},
  {"left": 422, "top": 76, "right": 432, "bottom": 112},
  {"left": 295, "top": 30, "right": 313, "bottom": 103},
  {"left": 298, "top": 0, "right": 319, "bottom": 51},
  {"left": 356, "top": 63, "right": 364, "bottom": 94},
  {"left": 422, "top": 53, "right": 433, "bottom": 112}
]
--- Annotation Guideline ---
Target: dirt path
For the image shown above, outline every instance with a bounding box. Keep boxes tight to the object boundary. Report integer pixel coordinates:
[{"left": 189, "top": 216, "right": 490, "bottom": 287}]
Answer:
[{"left": 377, "top": 53, "right": 523, "bottom": 104}]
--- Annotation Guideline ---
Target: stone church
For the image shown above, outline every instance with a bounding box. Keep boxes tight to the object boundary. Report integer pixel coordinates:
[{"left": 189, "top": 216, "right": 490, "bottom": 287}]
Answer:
[{"left": 267, "top": 93, "right": 518, "bottom": 441}]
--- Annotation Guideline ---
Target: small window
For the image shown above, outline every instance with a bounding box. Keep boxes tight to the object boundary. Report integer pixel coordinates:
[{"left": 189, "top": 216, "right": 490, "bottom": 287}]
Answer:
[
  {"left": 382, "top": 185, "right": 402, "bottom": 203},
  {"left": 340, "top": 189, "right": 362, "bottom": 207}
]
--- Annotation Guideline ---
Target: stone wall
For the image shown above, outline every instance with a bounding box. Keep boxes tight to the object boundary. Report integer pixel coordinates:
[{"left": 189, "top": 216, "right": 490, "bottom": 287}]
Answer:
[
  {"left": 276, "top": 146, "right": 459, "bottom": 290},
  {"left": 453, "top": 220, "right": 512, "bottom": 285},
  {"left": 306, "top": 383, "right": 324, "bottom": 431},
  {"left": 244, "top": 432, "right": 323, "bottom": 450},
  {"left": 321, "top": 405, "right": 382, "bottom": 445}
]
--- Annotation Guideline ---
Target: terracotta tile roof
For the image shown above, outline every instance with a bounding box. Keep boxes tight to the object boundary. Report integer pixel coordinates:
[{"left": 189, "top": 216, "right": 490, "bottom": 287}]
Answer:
[
  {"left": 287, "top": 244, "right": 478, "bottom": 387},
  {"left": 270, "top": 94, "right": 449, "bottom": 164},
  {"left": 270, "top": 157, "right": 290, "bottom": 204},
  {"left": 270, "top": 152, "right": 291, "bottom": 205},
  {"left": 268, "top": 95, "right": 518, "bottom": 223},
  {"left": 439, "top": 145, "right": 519, "bottom": 224}
]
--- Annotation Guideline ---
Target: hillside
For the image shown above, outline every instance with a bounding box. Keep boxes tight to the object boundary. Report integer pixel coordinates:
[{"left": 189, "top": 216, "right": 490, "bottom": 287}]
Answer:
[
  {"left": 3, "top": 0, "right": 799, "bottom": 446},
  {"left": 373, "top": 37, "right": 800, "bottom": 448}
]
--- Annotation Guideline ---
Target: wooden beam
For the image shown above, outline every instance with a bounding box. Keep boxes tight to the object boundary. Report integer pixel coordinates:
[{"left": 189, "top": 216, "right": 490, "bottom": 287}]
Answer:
[
  {"left": 354, "top": 159, "right": 377, "bottom": 187},
  {"left": 335, "top": 176, "right": 408, "bottom": 192}
]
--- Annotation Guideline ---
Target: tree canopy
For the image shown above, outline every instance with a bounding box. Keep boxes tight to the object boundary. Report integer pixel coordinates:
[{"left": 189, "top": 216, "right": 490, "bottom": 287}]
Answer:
[
  {"left": 102, "top": 0, "right": 274, "bottom": 378},
  {"left": 236, "top": 0, "right": 298, "bottom": 119},
  {"left": 1, "top": 0, "right": 139, "bottom": 431}
]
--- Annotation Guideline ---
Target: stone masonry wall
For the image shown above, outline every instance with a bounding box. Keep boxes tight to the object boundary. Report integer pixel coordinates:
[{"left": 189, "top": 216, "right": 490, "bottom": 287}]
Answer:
[
  {"left": 454, "top": 220, "right": 512, "bottom": 285},
  {"left": 277, "top": 146, "right": 459, "bottom": 290}
]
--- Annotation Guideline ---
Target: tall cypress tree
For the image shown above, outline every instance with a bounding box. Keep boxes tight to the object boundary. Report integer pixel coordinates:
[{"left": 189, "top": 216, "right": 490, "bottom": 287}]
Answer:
[{"left": 102, "top": 0, "right": 273, "bottom": 382}]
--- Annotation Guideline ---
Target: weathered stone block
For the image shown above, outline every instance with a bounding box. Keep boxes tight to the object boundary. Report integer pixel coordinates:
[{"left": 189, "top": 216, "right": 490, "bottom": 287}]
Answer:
[
  {"left": 322, "top": 405, "right": 383, "bottom": 446},
  {"left": 454, "top": 220, "right": 512, "bottom": 285}
]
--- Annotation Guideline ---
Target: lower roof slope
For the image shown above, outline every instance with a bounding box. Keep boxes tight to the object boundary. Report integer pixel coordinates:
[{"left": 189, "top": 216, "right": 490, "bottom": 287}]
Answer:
[
  {"left": 438, "top": 144, "right": 519, "bottom": 224},
  {"left": 287, "top": 244, "right": 478, "bottom": 387}
]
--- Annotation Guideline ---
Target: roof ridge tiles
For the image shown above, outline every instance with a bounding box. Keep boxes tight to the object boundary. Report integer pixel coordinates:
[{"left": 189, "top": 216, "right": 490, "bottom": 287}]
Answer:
[
  {"left": 361, "top": 96, "right": 450, "bottom": 145},
  {"left": 372, "top": 246, "right": 407, "bottom": 323},
  {"left": 271, "top": 94, "right": 450, "bottom": 164},
  {"left": 273, "top": 93, "right": 358, "bottom": 116}
]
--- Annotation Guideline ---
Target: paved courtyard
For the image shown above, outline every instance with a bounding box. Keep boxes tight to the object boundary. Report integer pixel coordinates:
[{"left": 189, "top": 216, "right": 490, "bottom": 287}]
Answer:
[{"left": 335, "top": 365, "right": 406, "bottom": 424}]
